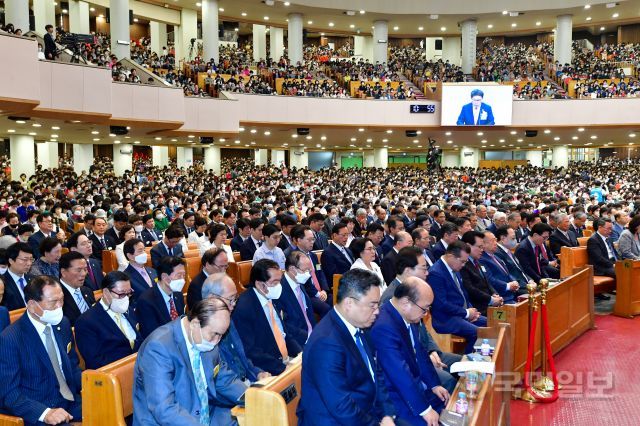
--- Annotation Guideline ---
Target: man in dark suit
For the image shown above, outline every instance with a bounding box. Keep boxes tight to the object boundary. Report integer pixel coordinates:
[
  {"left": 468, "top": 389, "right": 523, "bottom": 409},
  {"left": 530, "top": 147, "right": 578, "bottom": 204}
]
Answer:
[
  {"left": 89, "top": 217, "right": 116, "bottom": 262},
  {"left": 570, "top": 211, "right": 587, "bottom": 238},
  {"left": 230, "top": 218, "right": 251, "bottom": 252},
  {"left": 277, "top": 215, "right": 297, "bottom": 252},
  {"left": 515, "top": 223, "right": 554, "bottom": 284},
  {"left": 494, "top": 226, "right": 534, "bottom": 290},
  {"left": 28, "top": 213, "right": 63, "bottom": 259},
  {"left": 431, "top": 222, "right": 458, "bottom": 260},
  {"left": 365, "top": 223, "right": 386, "bottom": 265},
  {"left": 381, "top": 231, "right": 412, "bottom": 285},
  {"left": 186, "top": 248, "right": 229, "bottom": 310},
  {"left": 297, "top": 269, "right": 396, "bottom": 425},
  {"left": 549, "top": 214, "right": 579, "bottom": 256},
  {"left": 105, "top": 210, "right": 129, "bottom": 245},
  {"left": 515, "top": 213, "right": 530, "bottom": 243},
  {"left": 428, "top": 241, "right": 487, "bottom": 354},
  {"left": 308, "top": 213, "right": 330, "bottom": 250},
  {"left": 429, "top": 210, "right": 446, "bottom": 240},
  {"left": 67, "top": 232, "right": 103, "bottom": 291},
  {"left": 239, "top": 218, "right": 264, "bottom": 261},
  {"left": 74, "top": 271, "right": 141, "bottom": 370},
  {"left": 411, "top": 227, "right": 437, "bottom": 269},
  {"left": 587, "top": 218, "right": 618, "bottom": 279},
  {"left": 380, "top": 216, "right": 405, "bottom": 256},
  {"left": 136, "top": 256, "right": 186, "bottom": 339},
  {"left": 181, "top": 212, "right": 196, "bottom": 238},
  {"left": 122, "top": 238, "right": 157, "bottom": 305},
  {"left": 456, "top": 88, "right": 495, "bottom": 125},
  {"left": 320, "top": 223, "right": 355, "bottom": 288},
  {"left": 232, "top": 259, "right": 302, "bottom": 375},
  {"left": 149, "top": 226, "right": 184, "bottom": 270},
  {"left": 276, "top": 251, "right": 316, "bottom": 348},
  {"left": 370, "top": 278, "right": 449, "bottom": 425},
  {"left": 459, "top": 231, "right": 504, "bottom": 316},
  {"left": 0, "top": 276, "right": 82, "bottom": 425},
  {"left": 140, "top": 214, "right": 163, "bottom": 247},
  {"left": 480, "top": 231, "right": 524, "bottom": 298},
  {"left": 43, "top": 25, "right": 57, "bottom": 60},
  {"left": 2, "top": 242, "right": 34, "bottom": 311},
  {"left": 322, "top": 207, "right": 339, "bottom": 236},
  {"left": 59, "top": 251, "right": 95, "bottom": 325},
  {"left": 223, "top": 211, "right": 237, "bottom": 238}
]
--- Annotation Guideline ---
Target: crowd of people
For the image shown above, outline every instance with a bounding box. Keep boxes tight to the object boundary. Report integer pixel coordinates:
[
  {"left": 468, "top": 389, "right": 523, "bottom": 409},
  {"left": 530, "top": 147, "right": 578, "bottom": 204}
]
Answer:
[
  {"left": 574, "top": 78, "right": 640, "bottom": 99},
  {"left": 475, "top": 41, "right": 548, "bottom": 82},
  {"left": 513, "top": 81, "right": 568, "bottom": 100},
  {"left": 279, "top": 79, "right": 348, "bottom": 98}
]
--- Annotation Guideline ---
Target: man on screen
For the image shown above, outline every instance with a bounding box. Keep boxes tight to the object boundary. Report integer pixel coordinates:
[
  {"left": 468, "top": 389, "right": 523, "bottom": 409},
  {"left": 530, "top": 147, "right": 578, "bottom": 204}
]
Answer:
[{"left": 456, "top": 89, "right": 495, "bottom": 126}]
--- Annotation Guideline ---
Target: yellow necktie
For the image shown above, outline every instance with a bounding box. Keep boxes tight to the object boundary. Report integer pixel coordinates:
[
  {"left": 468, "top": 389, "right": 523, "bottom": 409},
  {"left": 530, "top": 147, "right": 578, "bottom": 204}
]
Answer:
[
  {"left": 267, "top": 301, "right": 288, "bottom": 359},
  {"left": 115, "top": 313, "right": 135, "bottom": 350}
]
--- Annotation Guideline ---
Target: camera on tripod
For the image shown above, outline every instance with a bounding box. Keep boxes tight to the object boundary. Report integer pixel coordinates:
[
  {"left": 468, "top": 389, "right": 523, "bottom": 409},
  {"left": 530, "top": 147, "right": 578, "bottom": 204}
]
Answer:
[{"left": 58, "top": 32, "right": 95, "bottom": 63}]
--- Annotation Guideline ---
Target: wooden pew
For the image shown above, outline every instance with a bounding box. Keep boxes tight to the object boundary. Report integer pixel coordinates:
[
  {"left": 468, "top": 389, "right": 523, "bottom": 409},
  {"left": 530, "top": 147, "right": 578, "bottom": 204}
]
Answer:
[
  {"left": 332, "top": 274, "right": 342, "bottom": 304},
  {"left": 614, "top": 259, "right": 640, "bottom": 318},
  {"left": 559, "top": 246, "right": 615, "bottom": 295},
  {"left": 423, "top": 314, "right": 466, "bottom": 354},
  {"left": 233, "top": 252, "right": 242, "bottom": 262},
  {"left": 312, "top": 250, "right": 322, "bottom": 264},
  {"left": 82, "top": 353, "right": 137, "bottom": 426},
  {"left": 103, "top": 249, "right": 118, "bottom": 274},
  {"left": 228, "top": 261, "right": 252, "bottom": 294},
  {"left": 487, "top": 267, "right": 594, "bottom": 374},
  {"left": 577, "top": 236, "right": 589, "bottom": 246},
  {"left": 232, "top": 360, "right": 302, "bottom": 426},
  {"left": 444, "top": 323, "right": 511, "bottom": 426},
  {"left": 583, "top": 228, "right": 594, "bottom": 237},
  {"left": 0, "top": 415, "right": 23, "bottom": 425}
]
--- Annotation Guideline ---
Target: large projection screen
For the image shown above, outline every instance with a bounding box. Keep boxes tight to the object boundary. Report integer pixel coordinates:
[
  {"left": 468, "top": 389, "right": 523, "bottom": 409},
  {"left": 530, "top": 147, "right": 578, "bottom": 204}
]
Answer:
[{"left": 441, "top": 84, "right": 513, "bottom": 126}]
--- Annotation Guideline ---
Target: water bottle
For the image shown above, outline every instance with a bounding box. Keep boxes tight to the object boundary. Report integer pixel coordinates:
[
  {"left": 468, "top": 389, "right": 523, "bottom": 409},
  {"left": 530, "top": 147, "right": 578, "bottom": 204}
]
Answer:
[
  {"left": 466, "top": 371, "right": 479, "bottom": 398},
  {"left": 480, "top": 339, "right": 491, "bottom": 356},
  {"left": 455, "top": 392, "right": 468, "bottom": 415}
]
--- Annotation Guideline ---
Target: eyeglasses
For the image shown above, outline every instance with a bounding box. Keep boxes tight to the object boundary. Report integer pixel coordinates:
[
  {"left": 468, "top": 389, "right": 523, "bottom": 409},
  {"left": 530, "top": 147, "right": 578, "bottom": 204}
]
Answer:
[
  {"left": 16, "top": 257, "right": 34, "bottom": 263},
  {"left": 110, "top": 289, "right": 134, "bottom": 299},
  {"left": 351, "top": 297, "right": 380, "bottom": 311},
  {"left": 214, "top": 263, "right": 229, "bottom": 270},
  {"left": 410, "top": 299, "right": 431, "bottom": 314},
  {"left": 220, "top": 295, "right": 239, "bottom": 306}
]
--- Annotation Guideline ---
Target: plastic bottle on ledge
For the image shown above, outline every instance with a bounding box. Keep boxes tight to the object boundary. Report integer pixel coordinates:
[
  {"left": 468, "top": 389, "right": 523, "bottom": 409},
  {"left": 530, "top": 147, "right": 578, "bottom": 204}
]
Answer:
[
  {"left": 455, "top": 392, "right": 469, "bottom": 415},
  {"left": 480, "top": 339, "right": 491, "bottom": 357}
]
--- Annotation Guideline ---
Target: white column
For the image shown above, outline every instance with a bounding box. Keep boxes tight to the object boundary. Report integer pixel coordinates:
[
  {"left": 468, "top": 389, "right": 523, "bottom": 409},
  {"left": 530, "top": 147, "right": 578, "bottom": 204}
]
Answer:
[
  {"left": 252, "top": 24, "right": 267, "bottom": 62},
  {"left": 151, "top": 146, "right": 169, "bottom": 167},
  {"left": 442, "top": 150, "right": 460, "bottom": 168},
  {"left": 525, "top": 150, "right": 543, "bottom": 167},
  {"left": 110, "top": 0, "right": 131, "bottom": 59},
  {"left": 269, "top": 27, "right": 284, "bottom": 61},
  {"left": 180, "top": 8, "right": 198, "bottom": 61},
  {"left": 150, "top": 21, "right": 167, "bottom": 56},
  {"left": 552, "top": 146, "right": 569, "bottom": 169},
  {"left": 288, "top": 13, "right": 303, "bottom": 65},
  {"left": 442, "top": 37, "right": 462, "bottom": 66},
  {"left": 204, "top": 146, "right": 221, "bottom": 175},
  {"left": 5, "top": 0, "right": 30, "bottom": 34},
  {"left": 113, "top": 144, "right": 132, "bottom": 176},
  {"left": 373, "top": 20, "right": 388, "bottom": 65},
  {"left": 173, "top": 25, "right": 183, "bottom": 63},
  {"left": 461, "top": 19, "right": 477, "bottom": 75},
  {"left": 176, "top": 147, "right": 193, "bottom": 168},
  {"left": 289, "top": 148, "right": 308, "bottom": 169},
  {"left": 36, "top": 142, "right": 58, "bottom": 169},
  {"left": 73, "top": 144, "right": 93, "bottom": 174},
  {"left": 202, "top": 0, "right": 219, "bottom": 63},
  {"left": 363, "top": 151, "right": 374, "bottom": 168},
  {"left": 554, "top": 14, "right": 573, "bottom": 66},
  {"left": 425, "top": 37, "right": 441, "bottom": 60},
  {"left": 460, "top": 146, "right": 479, "bottom": 168},
  {"left": 255, "top": 149, "right": 268, "bottom": 166},
  {"left": 34, "top": 0, "right": 56, "bottom": 34},
  {"left": 69, "top": 1, "right": 90, "bottom": 34},
  {"left": 354, "top": 36, "right": 373, "bottom": 62},
  {"left": 271, "top": 149, "right": 285, "bottom": 166},
  {"left": 10, "top": 135, "right": 35, "bottom": 180},
  {"left": 373, "top": 148, "right": 388, "bottom": 169}
]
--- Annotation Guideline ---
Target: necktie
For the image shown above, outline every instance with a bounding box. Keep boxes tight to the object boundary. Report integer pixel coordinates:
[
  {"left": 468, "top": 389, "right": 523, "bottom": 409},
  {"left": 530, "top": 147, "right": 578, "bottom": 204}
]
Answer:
[
  {"left": 257, "top": 240, "right": 262, "bottom": 247},
  {"left": 169, "top": 297, "right": 179, "bottom": 320},
  {"left": 42, "top": 326, "right": 74, "bottom": 401},
  {"left": 342, "top": 247, "right": 354, "bottom": 263},
  {"left": 267, "top": 301, "right": 288, "bottom": 359},
  {"left": 354, "top": 330, "right": 374, "bottom": 381},
  {"left": 407, "top": 324, "right": 417, "bottom": 355},
  {"left": 295, "top": 286, "right": 313, "bottom": 338},
  {"left": 100, "top": 237, "right": 106, "bottom": 249},
  {"left": 114, "top": 313, "right": 135, "bottom": 350},
  {"left": 534, "top": 246, "right": 542, "bottom": 275},
  {"left": 86, "top": 261, "right": 97, "bottom": 288},
  {"left": 152, "top": 231, "right": 158, "bottom": 241},
  {"left": 140, "top": 268, "right": 152, "bottom": 286},
  {"left": 74, "top": 289, "right": 89, "bottom": 313},
  {"left": 308, "top": 263, "right": 321, "bottom": 292},
  {"left": 451, "top": 272, "right": 469, "bottom": 308},
  {"left": 18, "top": 277, "right": 26, "bottom": 291},
  {"left": 489, "top": 253, "right": 509, "bottom": 275},
  {"left": 192, "top": 351, "right": 210, "bottom": 425},
  {"left": 168, "top": 247, "right": 173, "bottom": 257},
  {"left": 607, "top": 239, "right": 618, "bottom": 260}
]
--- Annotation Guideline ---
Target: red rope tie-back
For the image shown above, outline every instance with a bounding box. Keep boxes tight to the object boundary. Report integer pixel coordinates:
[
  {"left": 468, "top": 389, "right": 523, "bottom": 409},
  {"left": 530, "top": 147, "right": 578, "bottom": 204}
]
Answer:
[{"left": 523, "top": 306, "right": 559, "bottom": 402}]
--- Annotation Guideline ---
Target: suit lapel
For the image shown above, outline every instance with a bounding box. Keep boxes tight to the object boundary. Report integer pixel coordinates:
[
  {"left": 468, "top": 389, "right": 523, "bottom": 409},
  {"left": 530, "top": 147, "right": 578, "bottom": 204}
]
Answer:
[
  {"left": 19, "top": 314, "right": 56, "bottom": 375},
  {"left": 330, "top": 310, "right": 372, "bottom": 378}
]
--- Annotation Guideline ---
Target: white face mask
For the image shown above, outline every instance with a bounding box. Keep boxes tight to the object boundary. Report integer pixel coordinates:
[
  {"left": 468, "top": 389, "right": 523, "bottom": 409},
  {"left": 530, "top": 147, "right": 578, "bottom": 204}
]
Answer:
[
  {"left": 0, "top": 266, "right": 7, "bottom": 275},
  {"left": 295, "top": 271, "right": 311, "bottom": 284},
  {"left": 36, "top": 303, "right": 63, "bottom": 325},
  {"left": 134, "top": 225, "right": 144, "bottom": 233},
  {"left": 264, "top": 283, "right": 283, "bottom": 300},
  {"left": 191, "top": 323, "right": 216, "bottom": 352},
  {"left": 134, "top": 253, "right": 148, "bottom": 265},
  {"left": 169, "top": 278, "right": 186, "bottom": 292},
  {"left": 109, "top": 295, "right": 130, "bottom": 314},
  {"left": 155, "top": 214, "right": 164, "bottom": 220}
]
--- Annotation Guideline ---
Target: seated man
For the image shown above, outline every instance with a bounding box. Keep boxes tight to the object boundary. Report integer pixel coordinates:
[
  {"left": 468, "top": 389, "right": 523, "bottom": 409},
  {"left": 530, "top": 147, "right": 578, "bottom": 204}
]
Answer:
[
  {"left": 494, "top": 226, "right": 535, "bottom": 290},
  {"left": 233, "top": 259, "right": 302, "bottom": 375},
  {"left": 89, "top": 217, "right": 116, "bottom": 262},
  {"left": 381, "top": 231, "right": 413, "bottom": 285},
  {"left": 0, "top": 276, "right": 82, "bottom": 425},
  {"left": 549, "top": 213, "right": 579, "bottom": 256},
  {"left": 187, "top": 248, "right": 229, "bottom": 310},
  {"left": 2, "top": 242, "right": 34, "bottom": 311},
  {"left": 297, "top": 269, "right": 396, "bottom": 426},
  {"left": 230, "top": 218, "right": 251, "bottom": 252},
  {"left": 67, "top": 232, "right": 103, "bottom": 291},
  {"left": 201, "top": 273, "right": 271, "bottom": 384},
  {"left": 28, "top": 213, "right": 65, "bottom": 259},
  {"left": 133, "top": 297, "right": 247, "bottom": 425},
  {"left": 136, "top": 256, "right": 186, "bottom": 339},
  {"left": 320, "top": 223, "right": 355, "bottom": 288},
  {"left": 74, "top": 271, "right": 141, "bottom": 369},
  {"left": 431, "top": 222, "right": 458, "bottom": 260},
  {"left": 587, "top": 218, "right": 619, "bottom": 280},
  {"left": 371, "top": 277, "right": 450, "bottom": 426},
  {"left": 239, "top": 218, "right": 264, "bottom": 261},
  {"left": 140, "top": 214, "right": 163, "bottom": 246},
  {"left": 480, "top": 231, "right": 523, "bottom": 299},
  {"left": 252, "top": 223, "right": 286, "bottom": 269},
  {"left": 514, "top": 223, "right": 555, "bottom": 284},
  {"left": 150, "top": 226, "right": 185, "bottom": 270},
  {"left": 122, "top": 238, "right": 157, "bottom": 305},
  {"left": 59, "top": 251, "right": 95, "bottom": 325},
  {"left": 428, "top": 241, "right": 487, "bottom": 354}
]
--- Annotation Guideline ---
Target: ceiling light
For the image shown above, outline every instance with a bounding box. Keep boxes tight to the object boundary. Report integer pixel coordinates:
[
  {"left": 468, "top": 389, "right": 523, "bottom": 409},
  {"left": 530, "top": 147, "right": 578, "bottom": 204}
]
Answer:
[
  {"left": 239, "top": 127, "right": 245, "bottom": 132},
  {"left": 196, "top": 2, "right": 201, "bottom": 6},
  {"left": 109, "top": 133, "right": 116, "bottom": 137},
  {"left": 234, "top": 140, "right": 240, "bottom": 144},
  {"left": 264, "top": 131, "right": 271, "bottom": 136},
  {"left": 90, "top": 7, "right": 95, "bottom": 11},
  {"left": 98, "top": 14, "right": 104, "bottom": 18},
  {"left": 264, "top": 16, "right": 269, "bottom": 21},
  {"left": 382, "top": 138, "right": 388, "bottom": 143},
  {"left": 306, "top": 135, "right": 312, "bottom": 140},
  {"left": 578, "top": 127, "right": 584, "bottom": 132},
  {"left": 91, "top": 130, "right": 99, "bottom": 135},
  {"left": 92, "top": 138, "right": 100, "bottom": 141},
  {"left": 307, "top": 20, "right": 313, "bottom": 24},
  {"left": 241, "top": 12, "right": 247, "bottom": 16},
  {"left": 360, "top": 10, "right": 365, "bottom": 14},
  {"left": 31, "top": 123, "right": 41, "bottom": 128},
  {"left": 134, "top": 140, "right": 140, "bottom": 144},
  {"left": 440, "top": 27, "right": 446, "bottom": 31},
  {"left": 366, "top": 138, "right": 372, "bottom": 142},
  {"left": 350, "top": 24, "right": 355, "bottom": 29},
  {"left": 283, "top": 1, "right": 290, "bottom": 5},
  {"left": 219, "top": 7, "right": 224, "bottom": 12},
  {"left": 219, "top": 138, "right": 225, "bottom": 142},
  {"left": 600, "top": 26, "right": 606, "bottom": 31},
  {"left": 7, "top": 129, "right": 15, "bottom": 133},
  {"left": 188, "top": 135, "right": 195, "bottom": 138},
  {"left": 418, "top": 26, "right": 424, "bottom": 31},
  {"left": 543, "top": 129, "right": 551, "bottom": 134},
  {"left": 358, "top": 128, "right": 365, "bottom": 132},
  {"left": 512, "top": 23, "right": 517, "bottom": 28},
  {"left": 393, "top": 26, "right": 399, "bottom": 31},
  {"left": 499, "top": 139, "right": 505, "bottom": 143},
  {"left": 510, "top": 130, "right": 517, "bottom": 135},
  {"left": 320, "top": 33, "right": 325, "bottom": 36},
  {"left": 386, "top": 130, "right": 393, "bottom": 134},
  {"left": 51, "top": 126, "right": 60, "bottom": 130},
  {"left": 292, "top": 134, "right": 298, "bottom": 138},
  {"left": 28, "top": 132, "right": 36, "bottom": 136},
  {"left": 15, "top": 120, "right": 26, "bottom": 124},
  {"left": 155, "top": 137, "right": 162, "bottom": 140},
  {"left": 445, "top": 131, "right": 451, "bottom": 136},
  {"left": 487, "top": 24, "right": 493, "bottom": 29},
  {"left": 350, "top": 137, "right": 357, "bottom": 142},
  {"left": 481, "top": 140, "right": 487, "bottom": 144},
  {"left": 250, "top": 142, "right": 256, "bottom": 145},
  {"left": 477, "top": 131, "right": 483, "bottom": 136},
  {"left": 612, "top": 13, "right": 619, "bottom": 18},
  {"left": 554, "top": 136, "right": 560, "bottom": 141},
  {"left": 629, "top": 133, "right": 636, "bottom": 137},
  {"left": 590, "top": 135, "right": 598, "bottom": 139},
  {"left": 446, "top": 140, "right": 452, "bottom": 144},
  {"left": 517, "top": 138, "right": 523, "bottom": 142},
  {"left": 133, "top": 18, "right": 138, "bottom": 22},
  {"left": 412, "top": 140, "right": 419, "bottom": 144},
  {"left": 572, "top": 136, "right": 579, "bottom": 140},
  {"left": 320, "top": 136, "right": 327, "bottom": 141},
  {"left": 586, "top": 17, "right": 592, "bottom": 21},
  {"left": 50, "top": 134, "right": 58, "bottom": 138},
  {"left": 584, "top": 4, "right": 591, "bottom": 9},
  {"left": 502, "top": 11, "right": 508, "bottom": 15},
  {"left": 328, "top": 22, "right": 334, "bottom": 27}
]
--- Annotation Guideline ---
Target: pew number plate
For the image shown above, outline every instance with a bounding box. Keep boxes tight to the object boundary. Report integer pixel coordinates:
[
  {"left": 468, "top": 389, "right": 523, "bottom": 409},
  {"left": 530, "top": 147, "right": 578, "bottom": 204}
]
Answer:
[
  {"left": 280, "top": 384, "right": 298, "bottom": 404},
  {"left": 493, "top": 310, "right": 507, "bottom": 321}
]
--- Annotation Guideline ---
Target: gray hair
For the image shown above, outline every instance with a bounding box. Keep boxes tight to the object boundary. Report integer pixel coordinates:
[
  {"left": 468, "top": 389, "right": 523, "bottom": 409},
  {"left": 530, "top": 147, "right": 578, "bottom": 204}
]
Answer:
[
  {"left": 574, "top": 211, "right": 587, "bottom": 221},
  {"left": 493, "top": 211, "right": 507, "bottom": 222},
  {"left": 201, "top": 273, "right": 234, "bottom": 300}
]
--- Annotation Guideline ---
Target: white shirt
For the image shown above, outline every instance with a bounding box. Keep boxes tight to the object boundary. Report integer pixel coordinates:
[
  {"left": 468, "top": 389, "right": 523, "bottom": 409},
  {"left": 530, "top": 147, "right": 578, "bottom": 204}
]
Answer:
[
  {"left": 442, "top": 258, "right": 470, "bottom": 318},
  {"left": 473, "top": 106, "right": 480, "bottom": 125},
  {"left": 284, "top": 273, "right": 309, "bottom": 312},
  {"left": 350, "top": 258, "right": 386, "bottom": 293},
  {"left": 179, "top": 318, "right": 207, "bottom": 391},
  {"left": 333, "top": 307, "right": 374, "bottom": 380},
  {"left": 7, "top": 269, "right": 26, "bottom": 303},
  {"left": 253, "top": 288, "right": 287, "bottom": 342},
  {"left": 332, "top": 242, "right": 353, "bottom": 263},
  {"left": 115, "top": 241, "right": 128, "bottom": 271},
  {"left": 60, "top": 280, "right": 89, "bottom": 312},
  {"left": 100, "top": 299, "right": 137, "bottom": 341},
  {"left": 598, "top": 232, "right": 615, "bottom": 259}
]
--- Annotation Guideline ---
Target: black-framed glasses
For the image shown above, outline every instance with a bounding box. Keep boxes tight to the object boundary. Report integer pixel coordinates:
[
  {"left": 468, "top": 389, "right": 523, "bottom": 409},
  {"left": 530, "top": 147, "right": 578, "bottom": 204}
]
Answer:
[
  {"left": 110, "top": 289, "right": 135, "bottom": 299},
  {"left": 220, "top": 295, "right": 239, "bottom": 306},
  {"left": 410, "top": 299, "right": 431, "bottom": 314}
]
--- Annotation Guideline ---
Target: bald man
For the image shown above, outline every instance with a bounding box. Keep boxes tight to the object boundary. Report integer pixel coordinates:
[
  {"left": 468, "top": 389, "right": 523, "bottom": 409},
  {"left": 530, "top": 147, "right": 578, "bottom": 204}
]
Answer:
[{"left": 370, "top": 277, "right": 449, "bottom": 426}]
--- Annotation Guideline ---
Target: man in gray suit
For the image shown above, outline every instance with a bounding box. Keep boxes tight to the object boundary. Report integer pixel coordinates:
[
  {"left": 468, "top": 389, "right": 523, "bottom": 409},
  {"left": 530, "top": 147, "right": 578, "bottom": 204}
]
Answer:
[{"left": 133, "top": 297, "right": 247, "bottom": 425}]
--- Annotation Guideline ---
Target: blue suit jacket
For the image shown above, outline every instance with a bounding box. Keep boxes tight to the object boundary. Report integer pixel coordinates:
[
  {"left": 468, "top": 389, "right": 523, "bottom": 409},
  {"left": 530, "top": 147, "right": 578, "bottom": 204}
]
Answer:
[
  {"left": 186, "top": 270, "right": 208, "bottom": 310},
  {"left": 1, "top": 271, "right": 32, "bottom": 311},
  {"left": 140, "top": 228, "right": 163, "bottom": 247},
  {"left": 230, "top": 235, "right": 245, "bottom": 253},
  {"left": 239, "top": 237, "right": 259, "bottom": 262},
  {"left": 380, "top": 235, "right": 394, "bottom": 256},
  {"left": 370, "top": 302, "right": 443, "bottom": 424},
  {"left": 133, "top": 319, "right": 247, "bottom": 426},
  {"left": 28, "top": 230, "right": 56, "bottom": 259},
  {"left": 431, "top": 240, "right": 447, "bottom": 260},
  {"left": 74, "top": 302, "right": 142, "bottom": 370},
  {"left": 124, "top": 264, "right": 158, "bottom": 305},
  {"left": 150, "top": 242, "right": 184, "bottom": 270},
  {"left": 84, "top": 257, "right": 104, "bottom": 291},
  {"left": 428, "top": 259, "right": 473, "bottom": 333},
  {"left": 312, "top": 231, "right": 330, "bottom": 251},
  {"left": 232, "top": 288, "right": 302, "bottom": 375},
  {"left": 135, "top": 285, "right": 186, "bottom": 339},
  {"left": 218, "top": 321, "right": 263, "bottom": 383},
  {"left": 320, "top": 244, "right": 354, "bottom": 288},
  {"left": 0, "top": 313, "right": 82, "bottom": 424},
  {"left": 274, "top": 276, "right": 315, "bottom": 348},
  {"left": 479, "top": 252, "right": 516, "bottom": 303},
  {"left": 494, "top": 246, "right": 530, "bottom": 287},
  {"left": 297, "top": 309, "right": 395, "bottom": 425},
  {"left": 456, "top": 102, "right": 495, "bottom": 125},
  {"left": 0, "top": 306, "right": 9, "bottom": 332},
  {"left": 514, "top": 240, "right": 548, "bottom": 284}
]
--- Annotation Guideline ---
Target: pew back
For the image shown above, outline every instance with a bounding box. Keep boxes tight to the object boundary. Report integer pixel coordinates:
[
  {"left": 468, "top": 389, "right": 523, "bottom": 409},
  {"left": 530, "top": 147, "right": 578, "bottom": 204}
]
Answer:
[{"left": 244, "top": 362, "right": 302, "bottom": 426}]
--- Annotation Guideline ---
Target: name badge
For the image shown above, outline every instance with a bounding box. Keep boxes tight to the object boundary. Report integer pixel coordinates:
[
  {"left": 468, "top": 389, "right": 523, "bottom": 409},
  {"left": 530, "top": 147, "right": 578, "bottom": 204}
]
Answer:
[
  {"left": 66, "top": 342, "right": 72, "bottom": 353},
  {"left": 315, "top": 264, "right": 322, "bottom": 271},
  {"left": 481, "top": 266, "right": 486, "bottom": 273},
  {"left": 480, "top": 111, "right": 488, "bottom": 120}
]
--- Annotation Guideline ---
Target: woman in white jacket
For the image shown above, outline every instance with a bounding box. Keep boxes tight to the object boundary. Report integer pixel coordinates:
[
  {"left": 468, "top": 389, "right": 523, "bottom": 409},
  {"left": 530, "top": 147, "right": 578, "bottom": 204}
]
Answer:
[
  {"left": 199, "top": 222, "right": 235, "bottom": 262},
  {"left": 349, "top": 237, "right": 386, "bottom": 293}
]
